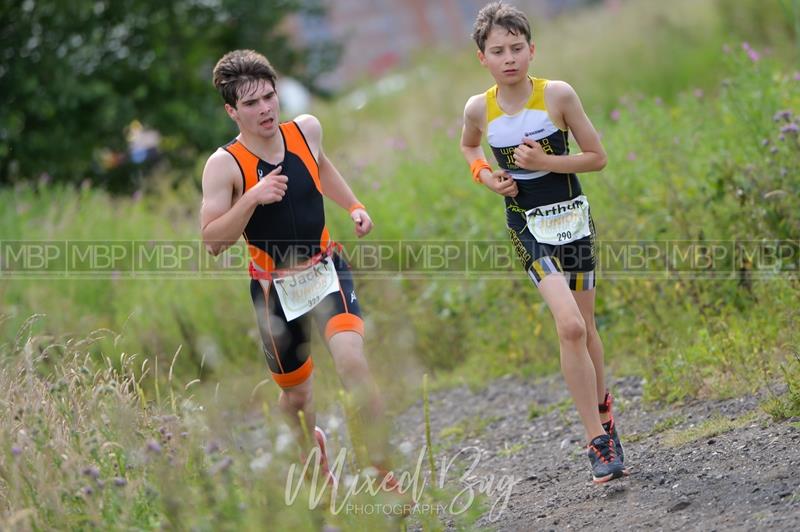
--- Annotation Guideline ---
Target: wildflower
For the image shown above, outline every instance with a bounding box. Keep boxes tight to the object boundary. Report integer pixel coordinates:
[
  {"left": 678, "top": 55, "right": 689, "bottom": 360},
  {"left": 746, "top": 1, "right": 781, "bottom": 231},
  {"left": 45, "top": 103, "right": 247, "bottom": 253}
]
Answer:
[
  {"left": 113, "top": 477, "right": 128, "bottom": 487},
  {"left": 209, "top": 456, "right": 233, "bottom": 475},
  {"left": 761, "top": 139, "right": 769, "bottom": 147},
  {"left": 627, "top": 152, "right": 637, "bottom": 161},
  {"left": 146, "top": 439, "right": 162, "bottom": 454},
  {"left": 773, "top": 110, "right": 793, "bottom": 122},
  {"left": 610, "top": 109, "right": 621, "bottom": 121},
  {"left": 82, "top": 486, "right": 94, "bottom": 496},
  {"left": 205, "top": 441, "right": 220, "bottom": 455},
  {"left": 82, "top": 466, "right": 100, "bottom": 480},
  {"left": 11, "top": 446, "right": 22, "bottom": 457},
  {"left": 780, "top": 123, "right": 799, "bottom": 135}
]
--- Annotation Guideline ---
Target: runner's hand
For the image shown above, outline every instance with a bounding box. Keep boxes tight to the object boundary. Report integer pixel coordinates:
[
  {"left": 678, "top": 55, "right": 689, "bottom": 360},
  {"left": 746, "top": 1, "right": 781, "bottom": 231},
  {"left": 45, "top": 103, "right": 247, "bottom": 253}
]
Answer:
[
  {"left": 248, "top": 165, "right": 288, "bottom": 205},
  {"left": 351, "top": 208, "right": 373, "bottom": 238},
  {"left": 513, "top": 138, "right": 548, "bottom": 171},
  {"left": 486, "top": 169, "right": 518, "bottom": 197}
]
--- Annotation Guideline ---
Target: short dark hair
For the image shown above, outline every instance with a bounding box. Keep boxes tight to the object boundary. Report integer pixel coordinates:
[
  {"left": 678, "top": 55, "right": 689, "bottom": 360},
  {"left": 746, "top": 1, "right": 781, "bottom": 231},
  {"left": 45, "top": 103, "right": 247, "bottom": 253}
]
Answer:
[
  {"left": 212, "top": 50, "right": 277, "bottom": 108},
  {"left": 472, "top": 2, "right": 532, "bottom": 52}
]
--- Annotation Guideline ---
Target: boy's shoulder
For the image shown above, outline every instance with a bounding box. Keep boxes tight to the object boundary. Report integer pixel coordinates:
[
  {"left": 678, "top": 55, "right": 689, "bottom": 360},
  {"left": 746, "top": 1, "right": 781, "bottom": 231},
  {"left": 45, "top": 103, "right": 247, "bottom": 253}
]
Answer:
[
  {"left": 543, "top": 79, "right": 579, "bottom": 101},
  {"left": 463, "top": 92, "right": 488, "bottom": 123},
  {"left": 292, "top": 113, "right": 323, "bottom": 148}
]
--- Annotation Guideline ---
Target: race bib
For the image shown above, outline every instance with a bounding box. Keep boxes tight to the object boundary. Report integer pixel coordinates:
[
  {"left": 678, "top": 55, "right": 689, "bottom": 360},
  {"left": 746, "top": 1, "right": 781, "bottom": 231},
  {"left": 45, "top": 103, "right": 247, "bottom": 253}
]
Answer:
[
  {"left": 271, "top": 258, "right": 340, "bottom": 321},
  {"left": 525, "top": 195, "right": 591, "bottom": 245}
]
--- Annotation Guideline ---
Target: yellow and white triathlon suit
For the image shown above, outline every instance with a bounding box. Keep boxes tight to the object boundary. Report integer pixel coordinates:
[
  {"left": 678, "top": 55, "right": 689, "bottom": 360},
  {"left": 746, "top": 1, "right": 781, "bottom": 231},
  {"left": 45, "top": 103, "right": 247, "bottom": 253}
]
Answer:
[{"left": 486, "top": 76, "right": 597, "bottom": 291}]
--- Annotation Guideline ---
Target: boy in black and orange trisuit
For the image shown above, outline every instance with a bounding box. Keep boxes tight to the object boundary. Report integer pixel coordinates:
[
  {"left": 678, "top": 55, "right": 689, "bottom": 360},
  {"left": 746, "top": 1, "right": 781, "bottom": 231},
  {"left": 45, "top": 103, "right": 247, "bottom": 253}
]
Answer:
[{"left": 200, "top": 50, "right": 399, "bottom": 491}]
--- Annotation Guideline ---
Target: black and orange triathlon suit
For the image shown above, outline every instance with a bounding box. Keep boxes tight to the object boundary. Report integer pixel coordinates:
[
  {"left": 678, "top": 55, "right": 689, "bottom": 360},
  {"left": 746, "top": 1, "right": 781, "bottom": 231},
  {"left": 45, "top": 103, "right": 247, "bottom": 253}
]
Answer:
[{"left": 223, "top": 120, "right": 363, "bottom": 388}]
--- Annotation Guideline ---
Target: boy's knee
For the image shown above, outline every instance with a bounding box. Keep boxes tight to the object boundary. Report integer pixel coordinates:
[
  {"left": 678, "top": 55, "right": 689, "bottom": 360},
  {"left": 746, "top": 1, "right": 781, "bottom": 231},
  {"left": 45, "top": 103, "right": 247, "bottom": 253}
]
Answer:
[
  {"left": 334, "top": 349, "right": 369, "bottom": 378},
  {"left": 281, "top": 385, "right": 313, "bottom": 412},
  {"left": 557, "top": 314, "right": 587, "bottom": 343}
]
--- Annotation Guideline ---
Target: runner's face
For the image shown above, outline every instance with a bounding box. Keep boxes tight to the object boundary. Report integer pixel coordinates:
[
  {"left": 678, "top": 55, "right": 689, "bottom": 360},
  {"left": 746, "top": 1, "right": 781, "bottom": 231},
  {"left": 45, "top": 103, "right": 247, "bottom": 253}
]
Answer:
[
  {"left": 227, "top": 79, "right": 280, "bottom": 138},
  {"left": 478, "top": 27, "right": 534, "bottom": 84}
]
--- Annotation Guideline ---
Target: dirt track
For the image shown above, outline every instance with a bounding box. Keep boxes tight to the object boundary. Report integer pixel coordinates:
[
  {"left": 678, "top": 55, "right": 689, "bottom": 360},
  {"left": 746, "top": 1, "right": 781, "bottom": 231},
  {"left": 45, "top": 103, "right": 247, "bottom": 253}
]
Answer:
[{"left": 395, "top": 375, "right": 800, "bottom": 530}]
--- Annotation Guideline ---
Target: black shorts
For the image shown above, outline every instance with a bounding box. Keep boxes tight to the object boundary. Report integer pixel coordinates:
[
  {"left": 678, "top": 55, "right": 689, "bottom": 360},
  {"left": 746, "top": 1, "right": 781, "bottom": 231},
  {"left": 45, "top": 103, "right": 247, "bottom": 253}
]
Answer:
[
  {"left": 249, "top": 253, "right": 363, "bottom": 388},
  {"left": 505, "top": 174, "right": 597, "bottom": 291}
]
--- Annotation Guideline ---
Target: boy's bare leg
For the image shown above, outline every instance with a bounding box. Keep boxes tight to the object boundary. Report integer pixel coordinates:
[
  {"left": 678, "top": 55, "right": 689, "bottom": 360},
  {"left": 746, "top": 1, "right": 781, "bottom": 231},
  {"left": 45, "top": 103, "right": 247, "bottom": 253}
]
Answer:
[
  {"left": 328, "top": 331, "right": 389, "bottom": 465},
  {"left": 572, "top": 288, "right": 610, "bottom": 424},
  {"left": 537, "top": 273, "right": 605, "bottom": 441},
  {"left": 278, "top": 376, "right": 317, "bottom": 449}
]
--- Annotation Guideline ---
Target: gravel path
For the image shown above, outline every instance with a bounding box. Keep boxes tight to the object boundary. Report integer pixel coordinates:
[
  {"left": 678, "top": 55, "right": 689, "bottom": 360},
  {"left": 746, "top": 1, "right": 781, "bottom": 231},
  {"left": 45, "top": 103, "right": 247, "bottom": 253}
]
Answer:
[{"left": 394, "top": 375, "right": 800, "bottom": 530}]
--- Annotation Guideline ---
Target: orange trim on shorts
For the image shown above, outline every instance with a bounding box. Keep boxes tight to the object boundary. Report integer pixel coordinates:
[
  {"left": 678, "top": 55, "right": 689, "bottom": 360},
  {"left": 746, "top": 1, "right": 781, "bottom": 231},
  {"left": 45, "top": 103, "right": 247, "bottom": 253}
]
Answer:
[
  {"left": 271, "top": 357, "right": 313, "bottom": 388},
  {"left": 281, "top": 121, "right": 321, "bottom": 193},
  {"left": 324, "top": 313, "right": 364, "bottom": 341}
]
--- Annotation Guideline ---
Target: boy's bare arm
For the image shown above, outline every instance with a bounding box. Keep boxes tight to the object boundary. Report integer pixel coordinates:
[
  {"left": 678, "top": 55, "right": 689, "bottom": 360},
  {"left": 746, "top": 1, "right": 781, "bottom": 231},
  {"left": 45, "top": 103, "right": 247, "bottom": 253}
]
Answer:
[
  {"left": 513, "top": 81, "right": 607, "bottom": 174},
  {"left": 461, "top": 95, "right": 518, "bottom": 197},
  {"left": 296, "top": 114, "right": 373, "bottom": 238},
  {"left": 200, "top": 150, "right": 287, "bottom": 255}
]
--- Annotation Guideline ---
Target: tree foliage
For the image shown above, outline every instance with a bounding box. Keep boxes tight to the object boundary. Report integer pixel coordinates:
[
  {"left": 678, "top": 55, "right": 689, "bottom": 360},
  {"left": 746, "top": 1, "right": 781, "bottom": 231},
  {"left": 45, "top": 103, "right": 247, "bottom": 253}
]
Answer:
[{"left": 0, "top": 0, "right": 338, "bottom": 188}]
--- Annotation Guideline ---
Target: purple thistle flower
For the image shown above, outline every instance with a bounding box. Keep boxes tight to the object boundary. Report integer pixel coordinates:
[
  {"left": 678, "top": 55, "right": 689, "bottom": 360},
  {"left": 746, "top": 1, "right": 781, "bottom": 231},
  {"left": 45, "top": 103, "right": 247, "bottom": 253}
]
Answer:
[
  {"left": 11, "top": 446, "right": 22, "bottom": 457},
  {"left": 610, "top": 109, "right": 621, "bottom": 121},
  {"left": 761, "top": 139, "right": 770, "bottom": 147},
  {"left": 146, "top": 439, "right": 162, "bottom": 454},
  {"left": 780, "top": 123, "right": 799, "bottom": 134},
  {"left": 82, "top": 466, "right": 100, "bottom": 479},
  {"left": 747, "top": 49, "right": 760, "bottom": 62},
  {"left": 82, "top": 486, "right": 94, "bottom": 496},
  {"left": 210, "top": 456, "right": 233, "bottom": 475},
  {"left": 742, "top": 41, "right": 752, "bottom": 51},
  {"left": 205, "top": 441, "right": 220, "bottom": 455},
  {"left": 113, "top": 477, "right": 128, "bottom": 487}
]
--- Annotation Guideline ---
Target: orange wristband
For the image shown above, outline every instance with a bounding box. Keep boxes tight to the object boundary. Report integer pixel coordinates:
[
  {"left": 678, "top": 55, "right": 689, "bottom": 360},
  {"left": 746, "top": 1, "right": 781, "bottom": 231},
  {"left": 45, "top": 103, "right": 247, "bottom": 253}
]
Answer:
[
  {"left": 349, "top": 202, "right": 365, "bottom": 214},
  {"left": 470, "top": 158, "right": 492, "bottom": 183}
]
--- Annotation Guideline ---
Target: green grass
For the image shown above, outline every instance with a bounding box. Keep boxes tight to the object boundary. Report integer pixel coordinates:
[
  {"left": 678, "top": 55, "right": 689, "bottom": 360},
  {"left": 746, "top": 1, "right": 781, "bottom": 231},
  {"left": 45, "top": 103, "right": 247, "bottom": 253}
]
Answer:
[
  {"left": 439, "top": 415, "right": 500, "bottom": 442},
  {"left": 661, "top": 412, "right": 759, "bottom": 447},
  {"left": 0, "top": 327, "right": 478, "bottom": 531},
  {"left": 761, "top": 352, "right": 800, "bottom": 420}
]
